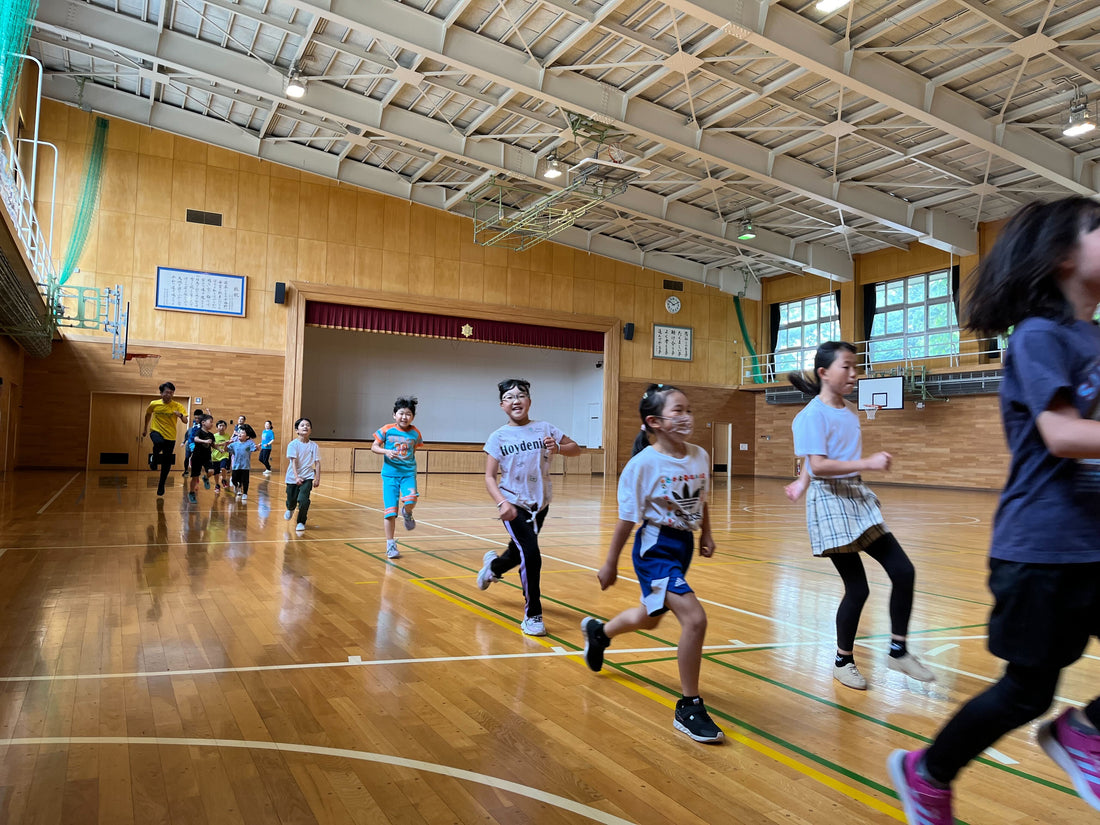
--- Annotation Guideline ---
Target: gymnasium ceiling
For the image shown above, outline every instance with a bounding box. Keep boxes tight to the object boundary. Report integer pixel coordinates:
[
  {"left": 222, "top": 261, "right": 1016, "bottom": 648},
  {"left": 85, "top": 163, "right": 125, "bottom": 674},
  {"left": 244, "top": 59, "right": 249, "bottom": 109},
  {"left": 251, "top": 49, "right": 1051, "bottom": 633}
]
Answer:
[{"left": 27, "top": 0, "right": 1100, "bottom": 288}]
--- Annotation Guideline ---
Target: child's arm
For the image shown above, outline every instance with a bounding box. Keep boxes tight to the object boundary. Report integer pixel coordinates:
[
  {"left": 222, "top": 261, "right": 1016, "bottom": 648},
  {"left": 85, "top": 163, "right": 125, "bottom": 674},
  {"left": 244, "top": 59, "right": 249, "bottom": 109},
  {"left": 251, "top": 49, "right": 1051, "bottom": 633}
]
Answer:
[
  {"left": 544, "top": 433, "right": 581, "bottom": 457},
  {"left": 597, "top": 519, "right": 635, "bottom": 590},
  {"left": 141, "top": 406, "right": 153, "bottom": 438},
  {"left": 784, "top": 461, "right": 811, "bottom": 502},
  {"left": 484, "top": 455, "right": 517, "bottom": 522},
  {"left": 287, "top": 445, "right": 301, "bottom": 483},
  {"left": 698, "top": 503, "right": 715, "bottom": 558},
  {"left": 808, "top": 452, "right": 891, "bottom": 476},
  {"left": 311, "top": 451, "right": 320, "bottom": 489},
  {"left": 371, "top": 433, "right": 395, "bottom": 460},
  {"left": 1037, "top": 396, "right": 1100, "bottom": 458}
]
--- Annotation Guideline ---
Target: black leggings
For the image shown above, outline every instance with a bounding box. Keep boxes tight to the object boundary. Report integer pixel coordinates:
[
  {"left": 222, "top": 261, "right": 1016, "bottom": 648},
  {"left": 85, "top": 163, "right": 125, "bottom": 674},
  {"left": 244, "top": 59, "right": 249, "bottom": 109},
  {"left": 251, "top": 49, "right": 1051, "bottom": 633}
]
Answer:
[
  {"left": 231, "top": 469, "right": 250, "bottom": 495},
  {"left": 149, "top": 432, "right": 175, "bottom": 490},
  {"left": 925, "top": 663, "right": 1100, "bottom": 783},
  {"left": 259, "top": 448, "right": 272, "bottom": 471},
  {"left": 828, "top": 533, "right": 915, "bottom": 652},
  {"left": 493, "top": 506, "right": 549, "bottom": 619}
]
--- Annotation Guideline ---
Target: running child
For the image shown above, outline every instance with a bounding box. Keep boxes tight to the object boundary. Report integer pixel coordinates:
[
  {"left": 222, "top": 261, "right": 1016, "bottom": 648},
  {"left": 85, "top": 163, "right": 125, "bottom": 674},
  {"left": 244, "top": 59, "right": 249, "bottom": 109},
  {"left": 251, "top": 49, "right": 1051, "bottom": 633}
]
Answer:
[
  {"left": 187, "top": 414, "right": 215, "bottom": 504},
  {"left": 478, "top": 378, "right": 580, "bottom": 637},
  {"left": 181, "top": 408, "right": 203, "bottom": 477},
  {"left": 786, "top": 341, "right": 933, "bottom": 690},
  {"left": 142, "top": 381, "right": 187, "bottom": 497},
  {"left": 890, "top": 196, "right": 1100, "bottom": 824},
  {"left": 259, "top": 420, "right": 275, "bottom": 476},
  {"left": 285, "top": 417, "right": 320, "bottom": 533},
  {"left": 580, "top": 384, "right": 723, "bottom": 744},
  {"left": 227, "top": 424, "right": 258, "bottom": 502},
  {"left": 371, "top": 396, "right": 424, "bottom": 560},
  {"left": 211, "top": 420, "right": 232, "bottom": 493}
]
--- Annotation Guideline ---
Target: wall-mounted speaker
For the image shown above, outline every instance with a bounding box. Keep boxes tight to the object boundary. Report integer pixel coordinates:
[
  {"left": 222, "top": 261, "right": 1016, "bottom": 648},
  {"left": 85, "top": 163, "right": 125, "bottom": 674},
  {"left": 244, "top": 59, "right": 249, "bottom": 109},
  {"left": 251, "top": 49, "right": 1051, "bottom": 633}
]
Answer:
[
  {"left": 623, "top": 322, "right": 635, "bottom": 341},
  {"left": 274, "top": 282, "right": 286, "bottom": 304}
]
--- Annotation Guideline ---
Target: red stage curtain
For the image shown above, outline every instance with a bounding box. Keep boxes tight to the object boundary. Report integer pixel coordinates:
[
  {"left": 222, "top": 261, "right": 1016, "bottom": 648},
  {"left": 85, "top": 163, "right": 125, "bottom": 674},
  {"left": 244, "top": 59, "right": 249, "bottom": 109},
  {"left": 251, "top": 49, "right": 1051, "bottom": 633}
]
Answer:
[{"left": 305, "top": 301, "right": 604, "bottom": 353}]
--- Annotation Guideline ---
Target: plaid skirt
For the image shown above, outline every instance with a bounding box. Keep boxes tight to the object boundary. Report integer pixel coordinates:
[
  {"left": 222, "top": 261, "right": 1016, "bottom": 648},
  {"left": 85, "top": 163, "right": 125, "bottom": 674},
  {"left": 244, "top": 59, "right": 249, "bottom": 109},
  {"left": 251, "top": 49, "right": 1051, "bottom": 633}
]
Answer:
[{"left": 805, "top": 476, "right": 889, "bottom": 557}]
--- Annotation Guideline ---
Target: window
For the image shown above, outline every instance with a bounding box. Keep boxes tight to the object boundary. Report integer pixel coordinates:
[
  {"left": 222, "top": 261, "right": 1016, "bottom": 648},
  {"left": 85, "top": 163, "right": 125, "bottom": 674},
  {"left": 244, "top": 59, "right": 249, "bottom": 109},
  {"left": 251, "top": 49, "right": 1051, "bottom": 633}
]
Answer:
[
  {"left": 868, "top": 270, "right": 959, "bottom": 364},
  {"left": 774, "top": 293, "right": 840, "bottom": 374}
]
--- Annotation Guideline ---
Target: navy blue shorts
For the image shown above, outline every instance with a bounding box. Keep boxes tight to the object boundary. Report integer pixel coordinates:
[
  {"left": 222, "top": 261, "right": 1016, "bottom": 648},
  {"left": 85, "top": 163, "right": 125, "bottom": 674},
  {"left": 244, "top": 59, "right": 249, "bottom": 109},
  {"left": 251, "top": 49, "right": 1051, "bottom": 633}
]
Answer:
[{"left": 631, "top": 523, "right": 695, "bottom": 616}]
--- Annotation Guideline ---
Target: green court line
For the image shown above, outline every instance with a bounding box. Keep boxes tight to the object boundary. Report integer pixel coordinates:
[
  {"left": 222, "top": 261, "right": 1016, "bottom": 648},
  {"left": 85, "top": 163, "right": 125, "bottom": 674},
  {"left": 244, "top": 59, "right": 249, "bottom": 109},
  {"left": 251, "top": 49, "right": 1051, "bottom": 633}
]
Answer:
[{"left": 343, "top": 541, "right": 1075, "bottom": 800}]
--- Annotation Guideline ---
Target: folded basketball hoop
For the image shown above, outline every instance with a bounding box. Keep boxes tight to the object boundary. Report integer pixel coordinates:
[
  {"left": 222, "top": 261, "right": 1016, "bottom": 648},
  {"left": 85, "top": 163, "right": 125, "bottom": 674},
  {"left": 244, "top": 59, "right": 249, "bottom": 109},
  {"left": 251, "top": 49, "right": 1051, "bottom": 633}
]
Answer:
[
  {"left": 862, "top": 405, "right": 881, "bottom": 421},
  {"left": 126, "top": 353, "right": 161, "bottom": 377}
]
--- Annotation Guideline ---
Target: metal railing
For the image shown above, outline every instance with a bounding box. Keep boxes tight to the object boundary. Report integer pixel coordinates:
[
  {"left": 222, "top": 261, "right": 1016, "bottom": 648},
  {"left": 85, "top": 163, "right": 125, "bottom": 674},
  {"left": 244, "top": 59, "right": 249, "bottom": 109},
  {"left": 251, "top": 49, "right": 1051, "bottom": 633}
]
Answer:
[
  {"left": 741, "top": 336, "right": 1006, "bottom": 384},
  {"left": 0, "top": 113, "right": 56, "bottom": 288}
]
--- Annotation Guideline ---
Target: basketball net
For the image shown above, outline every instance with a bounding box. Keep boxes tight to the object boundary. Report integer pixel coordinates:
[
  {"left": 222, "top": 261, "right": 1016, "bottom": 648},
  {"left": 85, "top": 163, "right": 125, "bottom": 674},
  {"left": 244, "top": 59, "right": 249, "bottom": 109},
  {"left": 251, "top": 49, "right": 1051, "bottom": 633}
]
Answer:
[
  {"left": 863, "top": 405, "right": 881, "bottom": 421},
  {"left": 126, "top": 353, "right": 161, "bottom": 377}
]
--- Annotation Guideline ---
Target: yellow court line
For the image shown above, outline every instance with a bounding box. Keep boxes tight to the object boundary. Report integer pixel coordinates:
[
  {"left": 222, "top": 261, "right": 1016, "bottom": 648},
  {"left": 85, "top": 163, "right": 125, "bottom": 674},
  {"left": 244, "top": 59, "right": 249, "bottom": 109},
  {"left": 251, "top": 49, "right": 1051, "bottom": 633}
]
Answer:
[{"left": 404, "top": 575, "right": 906, "bottom": 822}]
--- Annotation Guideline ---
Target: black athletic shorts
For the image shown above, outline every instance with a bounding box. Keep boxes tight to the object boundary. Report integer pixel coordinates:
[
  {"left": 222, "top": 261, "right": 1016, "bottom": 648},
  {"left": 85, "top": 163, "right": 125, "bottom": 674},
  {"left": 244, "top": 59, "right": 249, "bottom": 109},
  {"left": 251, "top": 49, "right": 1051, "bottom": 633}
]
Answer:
[
  {"left": 987, "top": 558, "right": 1100, "bottom": 669},
  {"left": 190, "top": 448, "right": 212, "bottom": 478}
]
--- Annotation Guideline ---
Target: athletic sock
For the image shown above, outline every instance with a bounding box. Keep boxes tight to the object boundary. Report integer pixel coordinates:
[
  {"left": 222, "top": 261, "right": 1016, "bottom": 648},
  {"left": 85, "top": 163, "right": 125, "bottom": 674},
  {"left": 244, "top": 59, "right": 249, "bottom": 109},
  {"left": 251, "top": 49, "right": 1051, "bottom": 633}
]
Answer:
[
  {"left": 835, "top": 653, "right": 855, "bottom": 667},
  {"left": 889, "top": 640, "right": 907, "bottom": 659}
]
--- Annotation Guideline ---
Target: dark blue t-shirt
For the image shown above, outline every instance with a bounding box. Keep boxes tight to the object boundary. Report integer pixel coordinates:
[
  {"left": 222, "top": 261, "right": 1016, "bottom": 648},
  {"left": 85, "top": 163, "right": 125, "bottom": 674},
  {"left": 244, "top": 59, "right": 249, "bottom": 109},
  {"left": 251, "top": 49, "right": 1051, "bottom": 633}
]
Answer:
[{"left": 992, "top": 316, "right": 1100, "bottom": 563}]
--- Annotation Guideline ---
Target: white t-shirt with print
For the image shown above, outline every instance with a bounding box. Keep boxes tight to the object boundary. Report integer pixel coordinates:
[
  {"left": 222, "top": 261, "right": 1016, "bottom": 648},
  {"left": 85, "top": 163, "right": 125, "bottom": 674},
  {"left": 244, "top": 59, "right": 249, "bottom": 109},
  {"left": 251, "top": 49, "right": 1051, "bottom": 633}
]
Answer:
[
  {"left": 484, "top": 420, "right": 564, "bottom": 511},
  {"left": 617, "top": 444, "right": 709, "bottom": 533},
  {"left": 285, "top": 439, "right": 319, "bottom": 483},
  {"left": 791, "top": 395, "right": 862, "bottom": 478}
]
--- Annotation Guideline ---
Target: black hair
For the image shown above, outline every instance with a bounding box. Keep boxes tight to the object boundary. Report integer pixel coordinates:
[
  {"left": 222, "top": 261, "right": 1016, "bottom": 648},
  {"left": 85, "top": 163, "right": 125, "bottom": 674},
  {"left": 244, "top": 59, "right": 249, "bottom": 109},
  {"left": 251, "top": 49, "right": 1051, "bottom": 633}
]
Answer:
[
  {"left": 199, "top": 414, "right": 213, "bottom": 425},
  {"left": 294, "top": 417, "right": 312, "bottom": 429},
  {"left": 237, "top": 414, "right": 246, "bottom": 422},
  {"left": 787, "top": 341, "right": 858, "bottom": 396},
  {"left": 216, "top": 419, "right": 227, "bottom": 427},
  {"left": 193, "top": 408, "right": 204, "bottom": 417},
  {"left": 238, "top": 424, "right": 257, "bottom": 439},
  {"left": 632, "top": 383, "right": 683, "bottom": 456},
  {"left": 498, "top": 378, "right": 531, "bottom": 400},
  {"left": 264, "top": 420, "right": 273, "bottom": 428},
  {"left": 394, "top": 396, "right": 418, "bottom": 414},
  {"left": 965, "top": 197, "right": 1100, "bottom": 336},
  {"left": 158, "top": 382, "right": 175, "bottom": 393}
]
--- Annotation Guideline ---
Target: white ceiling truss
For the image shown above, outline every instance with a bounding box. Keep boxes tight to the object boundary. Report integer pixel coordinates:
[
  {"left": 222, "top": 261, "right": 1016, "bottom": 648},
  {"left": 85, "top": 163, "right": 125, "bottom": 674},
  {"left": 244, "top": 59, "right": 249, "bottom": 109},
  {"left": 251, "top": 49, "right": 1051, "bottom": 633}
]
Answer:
[{"left": 28, "top": 0, "right": 1100, "bottom": 285}]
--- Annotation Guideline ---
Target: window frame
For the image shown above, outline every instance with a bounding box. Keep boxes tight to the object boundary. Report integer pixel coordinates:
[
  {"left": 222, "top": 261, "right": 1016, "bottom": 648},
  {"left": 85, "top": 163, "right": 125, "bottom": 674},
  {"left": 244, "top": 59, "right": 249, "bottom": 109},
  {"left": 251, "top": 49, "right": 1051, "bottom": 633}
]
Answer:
[
  {"left": 773, "top": 293, "right": 841, "bottom": 375},
  {"left": 868, "top": 268, "right": 959, "bottom": 365}
]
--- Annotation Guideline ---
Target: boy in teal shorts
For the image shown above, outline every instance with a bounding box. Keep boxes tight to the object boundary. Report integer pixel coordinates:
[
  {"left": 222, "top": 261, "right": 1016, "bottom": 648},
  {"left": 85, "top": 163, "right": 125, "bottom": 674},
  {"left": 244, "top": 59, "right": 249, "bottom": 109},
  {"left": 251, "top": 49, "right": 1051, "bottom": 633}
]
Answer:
[{"left": 371, "top": 396, "right": 424, "bottom": 559}]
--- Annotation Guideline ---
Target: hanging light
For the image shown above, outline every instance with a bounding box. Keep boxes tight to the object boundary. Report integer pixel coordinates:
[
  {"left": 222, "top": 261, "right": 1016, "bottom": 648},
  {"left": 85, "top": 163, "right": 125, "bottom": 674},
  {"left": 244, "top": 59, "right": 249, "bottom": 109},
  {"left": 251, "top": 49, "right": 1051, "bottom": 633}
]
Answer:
[
  {"left": 738, "top": 216, "right": 756, "bottom": 241},
  {"left": 814, "top": 0, "right": 851, "bottom": 12},
  {"left": 543, "top": 156, "right": 563, "bottom": 179},
  {"left": 285, "top": 66, "right": 306, "bottom": 99},
  {"left": 1064, "top": 94, "right": 1096, "bottom": 137}
]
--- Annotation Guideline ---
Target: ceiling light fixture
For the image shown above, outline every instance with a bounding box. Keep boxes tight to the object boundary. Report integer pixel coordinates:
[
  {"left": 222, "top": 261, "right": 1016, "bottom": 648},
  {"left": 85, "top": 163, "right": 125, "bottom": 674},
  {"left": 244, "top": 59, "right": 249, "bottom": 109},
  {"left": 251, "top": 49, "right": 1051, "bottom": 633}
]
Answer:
[
  {"left": 543, "top": 156, "right": 563, "bottom": 179},
  {"left": 1063, "top": 93, "right": 1096, "bottom": 137},
  {"left": 814, "top": 0, "right": 851, "bottom": 12},
  {"left": 285, "top": 66, "right": 306, "bottom": 99},
  {"left": 738, "top": 216, "right": 756, "bottom": 241}
]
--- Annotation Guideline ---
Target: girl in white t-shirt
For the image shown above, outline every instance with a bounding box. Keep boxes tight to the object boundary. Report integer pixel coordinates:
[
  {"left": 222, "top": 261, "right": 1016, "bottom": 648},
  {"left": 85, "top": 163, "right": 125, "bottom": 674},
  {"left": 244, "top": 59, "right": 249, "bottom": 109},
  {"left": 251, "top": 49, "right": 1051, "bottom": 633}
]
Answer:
[
  {"left": 580, "top": 384, "right": 723, "bottom": 744},
  {"left": 479, "top": 379, "right": 581, "bottom": 638},
  {"left": 284, "top": 417, "right": 320, "bottom": 534},
  {"left": 786, "top": 341, "right": 932, "bottom": 691}
]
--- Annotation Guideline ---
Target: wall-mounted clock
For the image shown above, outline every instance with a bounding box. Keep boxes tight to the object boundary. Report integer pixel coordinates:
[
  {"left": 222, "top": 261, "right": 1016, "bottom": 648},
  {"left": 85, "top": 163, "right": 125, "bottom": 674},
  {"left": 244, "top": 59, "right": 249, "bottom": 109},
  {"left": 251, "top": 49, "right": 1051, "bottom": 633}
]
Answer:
[{"left": 665, "top": 295, "right": 682, "bottom": 314}]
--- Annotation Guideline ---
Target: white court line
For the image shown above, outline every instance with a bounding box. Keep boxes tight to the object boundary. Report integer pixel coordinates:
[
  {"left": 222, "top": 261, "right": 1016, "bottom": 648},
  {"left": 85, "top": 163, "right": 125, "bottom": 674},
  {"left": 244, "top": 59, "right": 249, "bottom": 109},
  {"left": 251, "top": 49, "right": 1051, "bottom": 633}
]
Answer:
[
  {"left": 37, "top": 472, "right": 81, "bottom": 515},
  {"left": 984, "top": 748, "right": 1019, "bottom": 766},
  {"left": 0, "top": 636, "right": 996, "bottom": 684},
  {"left": 0, "top": 736, "right": 637, "bottom": 825},
  {"left": 925, "top": 643, "right": 959, "bottom": 657}
]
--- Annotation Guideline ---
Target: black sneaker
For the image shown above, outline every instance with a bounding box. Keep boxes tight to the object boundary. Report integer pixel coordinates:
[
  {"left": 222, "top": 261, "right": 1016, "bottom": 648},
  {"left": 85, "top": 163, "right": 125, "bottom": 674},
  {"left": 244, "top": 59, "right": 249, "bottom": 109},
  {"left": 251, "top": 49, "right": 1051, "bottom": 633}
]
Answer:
[
  {"left": 674, "top": 698, "right": 724, "bottom": 743},
  {"left": 581, "top": 617, "right": 609, "bottom": 672}
]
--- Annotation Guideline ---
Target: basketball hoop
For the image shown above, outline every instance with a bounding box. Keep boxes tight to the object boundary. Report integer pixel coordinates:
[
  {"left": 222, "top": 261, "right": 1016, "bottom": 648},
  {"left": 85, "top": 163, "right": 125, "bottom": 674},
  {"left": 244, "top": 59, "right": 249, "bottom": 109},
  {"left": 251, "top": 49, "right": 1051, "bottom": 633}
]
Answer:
[
  {"left": 126, "top": 353, "right": 161, "bottom": 377},
  {"left": 608, "top": 143, "right": 626, "bottom": 164},
  {"left": 862, "top": 405, "right": 882, "bottom": 421}
]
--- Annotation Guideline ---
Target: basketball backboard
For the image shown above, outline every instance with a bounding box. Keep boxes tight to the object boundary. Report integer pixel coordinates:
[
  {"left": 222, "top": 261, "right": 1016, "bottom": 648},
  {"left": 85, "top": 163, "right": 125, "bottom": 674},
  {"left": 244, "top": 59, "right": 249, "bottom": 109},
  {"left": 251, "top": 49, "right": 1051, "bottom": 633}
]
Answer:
[{"left": 857, "top": 375, "right": 903, "bottom": 410}]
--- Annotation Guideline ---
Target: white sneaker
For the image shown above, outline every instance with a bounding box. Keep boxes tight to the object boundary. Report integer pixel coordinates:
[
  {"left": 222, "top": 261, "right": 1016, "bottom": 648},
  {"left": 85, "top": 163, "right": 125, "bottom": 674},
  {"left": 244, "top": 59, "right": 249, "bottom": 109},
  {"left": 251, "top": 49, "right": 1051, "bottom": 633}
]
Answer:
[
  {"left": 295, "top": 523, "right": 305, "bottom": 533},
  {"left": 834, "top": 661, "right": 868, "bottom": 690},
  {"left": 263, "top": 470, "right": 271, "bottom": 476},
  {"left": 520, "top": 616, "right": 546, "bottom": 636},
  {"left": 476, "top": 550, "right": 499, "bottom": 590},
  {"left": 888, "top": 652, "right": 936, "bottom": 682},
  {"left": 236, "top": 492, "right": 242, "bottom": 499},
  {"left": 240, "top": 494, "right": 248, "bottom": 502},
  {"left": 386, "top": 544, "right": 400, "bottom": 559},
  {"left": 284, "top": 510, "right": 292, "bottom": 520}
]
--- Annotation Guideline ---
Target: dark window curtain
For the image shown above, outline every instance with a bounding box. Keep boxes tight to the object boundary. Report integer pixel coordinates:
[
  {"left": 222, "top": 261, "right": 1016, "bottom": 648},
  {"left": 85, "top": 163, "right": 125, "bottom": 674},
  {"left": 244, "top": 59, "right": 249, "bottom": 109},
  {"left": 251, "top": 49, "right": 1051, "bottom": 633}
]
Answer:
[
  {"left": 305, "top": 302, "right": 604, "bottom": 352},
  {"left": 769, "top": 303, "right": 781, "bottom": 352},
  {"left": 951, "top": 265, "right": 961, "bottom": 322},
  {"left": 863, "top": 284, "right": 877, "bottom": 340}
]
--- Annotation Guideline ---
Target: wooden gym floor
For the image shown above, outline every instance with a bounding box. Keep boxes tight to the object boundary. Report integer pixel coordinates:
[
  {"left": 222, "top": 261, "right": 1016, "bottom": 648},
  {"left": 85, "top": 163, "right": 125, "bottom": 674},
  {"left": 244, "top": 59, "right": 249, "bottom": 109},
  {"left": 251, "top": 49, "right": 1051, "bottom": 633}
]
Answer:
[{"left": 0, "top": 469, "right": 1094, "bottom": 824}]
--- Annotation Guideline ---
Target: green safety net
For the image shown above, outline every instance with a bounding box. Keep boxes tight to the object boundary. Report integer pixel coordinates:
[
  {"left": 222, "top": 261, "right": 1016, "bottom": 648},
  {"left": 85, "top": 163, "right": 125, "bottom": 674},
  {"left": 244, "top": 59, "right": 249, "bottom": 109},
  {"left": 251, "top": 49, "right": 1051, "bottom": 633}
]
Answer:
[
  {"left": 59, "top": 117, "right": 109, "bottom": 286},
  {"left": 0, "top": 0, "right": 39, "bottom": 120},
  {"left": 734, "top": 295, "right": 765, "bottom": 384}
]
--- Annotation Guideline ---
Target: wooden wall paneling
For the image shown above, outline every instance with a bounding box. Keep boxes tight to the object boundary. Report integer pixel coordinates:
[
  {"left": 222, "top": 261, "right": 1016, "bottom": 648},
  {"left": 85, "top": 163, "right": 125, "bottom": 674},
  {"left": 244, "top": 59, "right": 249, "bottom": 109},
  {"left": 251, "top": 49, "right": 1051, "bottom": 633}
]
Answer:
[
  {"left": 428, "top": 452, "right": 486, "bottom": 473},
  {"left": 354, "top": 448, "right": 382, "bottom": 473},
  {"left": 0, "top": 336, "right": 24, "bottom": 472}
]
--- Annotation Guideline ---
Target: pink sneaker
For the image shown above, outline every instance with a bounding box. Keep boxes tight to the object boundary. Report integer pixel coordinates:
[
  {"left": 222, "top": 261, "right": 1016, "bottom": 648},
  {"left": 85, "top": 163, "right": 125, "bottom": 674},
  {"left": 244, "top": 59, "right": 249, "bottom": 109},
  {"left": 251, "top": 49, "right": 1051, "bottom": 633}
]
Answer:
[
  {"left": 1039, "top": 708, "right": 1100, "bottom": 811},
  {"left": 887, "top": 750, "right": 954, "bottom": 825}
]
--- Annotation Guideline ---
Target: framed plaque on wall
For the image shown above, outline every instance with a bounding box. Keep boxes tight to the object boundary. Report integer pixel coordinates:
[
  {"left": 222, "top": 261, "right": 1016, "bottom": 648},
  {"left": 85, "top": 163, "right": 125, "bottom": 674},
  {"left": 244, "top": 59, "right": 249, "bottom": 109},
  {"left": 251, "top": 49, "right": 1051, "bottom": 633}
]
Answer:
[
  {"left": 155, "top": 266, "right": 247, "bottom": 317},
  {"left": 653, "top": 324, "right": 692, "bottom": 361}
]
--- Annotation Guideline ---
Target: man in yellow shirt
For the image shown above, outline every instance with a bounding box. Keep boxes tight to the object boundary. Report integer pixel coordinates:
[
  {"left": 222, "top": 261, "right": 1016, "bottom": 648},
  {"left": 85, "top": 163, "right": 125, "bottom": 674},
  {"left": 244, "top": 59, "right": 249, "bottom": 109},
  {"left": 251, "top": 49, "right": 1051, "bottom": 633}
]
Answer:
[{"left": 142, "top": 382, "right": 187, "bottom": 497}]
